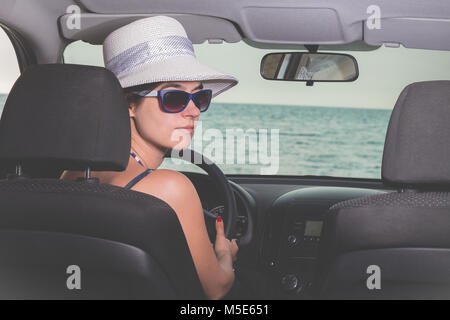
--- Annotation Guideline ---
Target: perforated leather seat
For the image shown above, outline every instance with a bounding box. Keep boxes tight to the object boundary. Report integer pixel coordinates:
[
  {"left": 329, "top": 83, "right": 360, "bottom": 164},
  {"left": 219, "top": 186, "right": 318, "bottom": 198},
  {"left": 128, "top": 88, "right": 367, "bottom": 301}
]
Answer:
[
  {"left": 317, "top": 81, "right": 450, "bottom": 299},
  {"left": 0, "top": 64, "right": 205, "bottom": 299}
]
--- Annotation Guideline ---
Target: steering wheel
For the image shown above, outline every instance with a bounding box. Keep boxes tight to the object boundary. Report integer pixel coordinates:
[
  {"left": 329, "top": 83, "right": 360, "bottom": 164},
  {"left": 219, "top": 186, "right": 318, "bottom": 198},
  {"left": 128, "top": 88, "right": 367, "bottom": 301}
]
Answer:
[{"left": 164, "top": 148, "right": 238, "bottom": 239}]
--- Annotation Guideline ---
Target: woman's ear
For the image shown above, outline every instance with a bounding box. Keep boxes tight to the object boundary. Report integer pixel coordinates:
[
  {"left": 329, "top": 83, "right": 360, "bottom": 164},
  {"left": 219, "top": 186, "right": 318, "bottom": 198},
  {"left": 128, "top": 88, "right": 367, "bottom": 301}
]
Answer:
[
  {"left": 126, "top": 94, "right": 137, "bottom": 118},
  {"left": 128, "top": 102, "right": 136, "bottom": 118}
]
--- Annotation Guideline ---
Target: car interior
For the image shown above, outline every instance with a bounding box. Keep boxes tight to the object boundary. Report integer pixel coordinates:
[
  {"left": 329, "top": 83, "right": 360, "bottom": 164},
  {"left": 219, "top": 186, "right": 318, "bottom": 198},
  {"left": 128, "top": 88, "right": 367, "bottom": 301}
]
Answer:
[{"left": 1, "top": 0, "right": 450, "bottom": 300}]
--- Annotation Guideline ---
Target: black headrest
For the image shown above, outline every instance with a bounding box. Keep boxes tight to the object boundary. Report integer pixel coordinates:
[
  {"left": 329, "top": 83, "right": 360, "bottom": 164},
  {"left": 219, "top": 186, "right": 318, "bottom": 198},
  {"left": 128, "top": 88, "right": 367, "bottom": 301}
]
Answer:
[
  {"left": 0, "top": 64, "right": 130, "bottom": 172},
  {"left": 382, "top": 81, "right": 450, "bottom": 188}
]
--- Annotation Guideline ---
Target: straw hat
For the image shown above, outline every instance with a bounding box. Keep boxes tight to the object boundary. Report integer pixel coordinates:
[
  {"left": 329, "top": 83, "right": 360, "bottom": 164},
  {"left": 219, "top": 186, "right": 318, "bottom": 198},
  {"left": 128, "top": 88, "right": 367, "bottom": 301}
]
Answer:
[{"left": 103, "top": 16, "right": 238, "bottom": 97}]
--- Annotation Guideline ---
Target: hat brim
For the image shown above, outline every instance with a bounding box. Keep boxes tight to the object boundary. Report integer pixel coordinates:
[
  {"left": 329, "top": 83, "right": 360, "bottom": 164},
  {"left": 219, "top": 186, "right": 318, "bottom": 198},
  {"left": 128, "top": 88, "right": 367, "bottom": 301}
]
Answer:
[{"left": 117, "top": 55, "right": 238, "bottom": 98}]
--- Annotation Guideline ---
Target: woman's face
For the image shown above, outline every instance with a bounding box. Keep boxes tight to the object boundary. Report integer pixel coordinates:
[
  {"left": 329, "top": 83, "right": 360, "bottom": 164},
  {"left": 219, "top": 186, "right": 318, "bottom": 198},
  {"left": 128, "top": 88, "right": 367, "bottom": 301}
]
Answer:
[{"left": 129, "top": 81, "right": 203, "bottom": 150}]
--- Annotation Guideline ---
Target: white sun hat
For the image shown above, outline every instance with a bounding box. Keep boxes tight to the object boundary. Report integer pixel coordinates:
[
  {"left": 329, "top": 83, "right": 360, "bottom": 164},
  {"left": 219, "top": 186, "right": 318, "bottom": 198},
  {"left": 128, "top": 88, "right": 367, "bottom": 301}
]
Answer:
[{"left": 103, "top": 15, "right": 238, "bottom": 98}]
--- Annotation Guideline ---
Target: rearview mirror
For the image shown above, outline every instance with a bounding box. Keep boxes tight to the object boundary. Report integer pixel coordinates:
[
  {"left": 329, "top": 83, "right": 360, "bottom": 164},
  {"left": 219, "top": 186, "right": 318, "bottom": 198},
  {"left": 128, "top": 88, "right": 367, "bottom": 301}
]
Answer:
[{"left": 260, "top": 52, "right": 358, "bottom": 82}]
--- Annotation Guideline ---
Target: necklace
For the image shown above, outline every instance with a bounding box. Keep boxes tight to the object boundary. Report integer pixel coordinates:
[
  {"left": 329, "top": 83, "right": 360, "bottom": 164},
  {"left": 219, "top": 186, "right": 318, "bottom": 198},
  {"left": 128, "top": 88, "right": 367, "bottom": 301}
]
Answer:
[{"left": 130, "top": 151, "right": 145, "bottom": 167}]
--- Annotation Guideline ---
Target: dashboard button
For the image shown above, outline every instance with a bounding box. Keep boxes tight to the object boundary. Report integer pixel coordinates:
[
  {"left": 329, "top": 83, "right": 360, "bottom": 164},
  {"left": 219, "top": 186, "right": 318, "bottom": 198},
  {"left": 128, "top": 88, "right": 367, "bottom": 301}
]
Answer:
[
  {"left": 280, "top": 274, "right": 303, "bottom": 293},
  {"left": 287, "top": 235, "right": 297, "bottom": 246},
  {"left": 281, "top": 274, "right": 297, "bottom": 291}
]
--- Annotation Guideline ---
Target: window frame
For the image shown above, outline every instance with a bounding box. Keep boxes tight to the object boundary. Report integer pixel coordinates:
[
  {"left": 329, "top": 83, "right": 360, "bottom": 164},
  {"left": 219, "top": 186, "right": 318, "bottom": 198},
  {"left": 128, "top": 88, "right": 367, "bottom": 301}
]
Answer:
[{"left": 0, "top": 23, "right": 36, "bottom": 73}]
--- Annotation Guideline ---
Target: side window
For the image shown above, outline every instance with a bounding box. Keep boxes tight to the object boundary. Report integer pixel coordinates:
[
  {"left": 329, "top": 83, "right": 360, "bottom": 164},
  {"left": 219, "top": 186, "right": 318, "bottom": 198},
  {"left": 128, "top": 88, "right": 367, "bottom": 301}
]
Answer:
[{"left": 0, "top": 27, "right": 21, "bottom": 116}]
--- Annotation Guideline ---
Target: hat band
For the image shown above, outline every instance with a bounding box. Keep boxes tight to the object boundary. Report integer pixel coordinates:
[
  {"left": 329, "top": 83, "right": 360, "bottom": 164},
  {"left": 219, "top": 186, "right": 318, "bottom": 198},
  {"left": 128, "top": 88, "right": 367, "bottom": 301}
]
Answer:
[{"left": 106, "top": 35, "right": 195, "bottom": 77}]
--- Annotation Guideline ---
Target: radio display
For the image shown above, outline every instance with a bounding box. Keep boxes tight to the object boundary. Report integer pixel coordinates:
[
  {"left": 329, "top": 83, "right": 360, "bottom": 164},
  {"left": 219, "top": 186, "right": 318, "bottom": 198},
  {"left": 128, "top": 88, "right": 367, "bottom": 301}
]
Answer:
[{"left": 304, "top": 221, "right": 323, "bottom": 237}]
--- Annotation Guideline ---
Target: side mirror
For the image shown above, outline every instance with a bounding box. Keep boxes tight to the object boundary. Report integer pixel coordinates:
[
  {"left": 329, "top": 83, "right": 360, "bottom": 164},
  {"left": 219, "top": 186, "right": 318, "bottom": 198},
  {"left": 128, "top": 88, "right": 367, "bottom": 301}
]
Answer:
[{"left": 260, "top": 52, "right": 359, "bottom": 83}]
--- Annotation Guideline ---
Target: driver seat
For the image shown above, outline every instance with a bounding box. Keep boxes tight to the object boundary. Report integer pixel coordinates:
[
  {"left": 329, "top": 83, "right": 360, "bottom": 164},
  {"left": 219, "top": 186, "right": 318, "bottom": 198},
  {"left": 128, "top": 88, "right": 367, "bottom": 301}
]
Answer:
[{"left": 0, "top": 64, "right": 205, "bottom": 299}]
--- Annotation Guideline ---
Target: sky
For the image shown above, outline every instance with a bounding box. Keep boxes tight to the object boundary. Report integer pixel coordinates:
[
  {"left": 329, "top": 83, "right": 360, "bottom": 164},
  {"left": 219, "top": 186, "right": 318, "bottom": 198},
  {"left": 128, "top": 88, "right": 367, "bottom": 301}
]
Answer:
[{"left": 2, "top": 28, "right": 450, "bottom": 109}]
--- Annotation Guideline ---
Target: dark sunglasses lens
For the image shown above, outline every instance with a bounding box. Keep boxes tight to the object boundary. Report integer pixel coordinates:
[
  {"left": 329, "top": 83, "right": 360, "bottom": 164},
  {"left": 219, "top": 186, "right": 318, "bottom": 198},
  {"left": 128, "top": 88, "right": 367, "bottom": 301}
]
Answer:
[
  {"left": 163, "top": 91, "right": 189, "bottom": 112},
  {"left": 193, "top": 90, "right": 212, "bottom": 111}
]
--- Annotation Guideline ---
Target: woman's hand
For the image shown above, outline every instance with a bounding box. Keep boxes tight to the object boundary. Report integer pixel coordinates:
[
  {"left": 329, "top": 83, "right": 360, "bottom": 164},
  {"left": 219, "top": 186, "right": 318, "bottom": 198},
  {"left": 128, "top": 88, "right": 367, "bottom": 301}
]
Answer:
[{"left": 214, "top": 216, "right": 239, "bottom": 263}]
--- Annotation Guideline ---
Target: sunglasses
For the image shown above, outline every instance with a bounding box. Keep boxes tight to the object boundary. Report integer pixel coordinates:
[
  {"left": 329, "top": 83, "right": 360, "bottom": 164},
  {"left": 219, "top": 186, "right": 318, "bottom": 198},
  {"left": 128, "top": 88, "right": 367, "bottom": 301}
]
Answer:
[{"left": 133, "top": 89, "right": 213, "bottom": 113}]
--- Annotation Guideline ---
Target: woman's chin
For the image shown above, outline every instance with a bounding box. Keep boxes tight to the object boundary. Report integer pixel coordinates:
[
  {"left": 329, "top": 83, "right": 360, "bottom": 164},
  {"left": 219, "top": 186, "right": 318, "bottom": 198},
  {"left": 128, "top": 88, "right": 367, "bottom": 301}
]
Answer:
[{"left": 169, "top": 134, "right": 192, "bottom": 150}]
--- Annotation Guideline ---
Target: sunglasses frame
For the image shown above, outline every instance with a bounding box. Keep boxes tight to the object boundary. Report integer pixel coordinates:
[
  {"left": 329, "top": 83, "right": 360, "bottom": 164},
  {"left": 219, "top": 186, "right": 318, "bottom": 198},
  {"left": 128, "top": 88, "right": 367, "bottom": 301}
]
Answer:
[{"left": 133, "top": 89, "right": 213, "bottom": 113}]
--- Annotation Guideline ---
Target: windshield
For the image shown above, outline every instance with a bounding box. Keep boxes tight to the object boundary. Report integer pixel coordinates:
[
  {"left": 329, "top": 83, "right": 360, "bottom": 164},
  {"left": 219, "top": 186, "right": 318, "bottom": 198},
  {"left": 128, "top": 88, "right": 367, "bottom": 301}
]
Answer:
[{"left": 63, "top": 40, "right": 450, "bottom": 178}]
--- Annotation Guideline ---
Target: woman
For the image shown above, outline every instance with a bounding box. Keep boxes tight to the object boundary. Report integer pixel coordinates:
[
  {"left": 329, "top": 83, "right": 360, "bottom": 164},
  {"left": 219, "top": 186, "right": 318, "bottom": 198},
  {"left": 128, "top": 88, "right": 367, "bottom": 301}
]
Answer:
[{"left": 60, "top": 16, "right": 239, "bottom": 300}]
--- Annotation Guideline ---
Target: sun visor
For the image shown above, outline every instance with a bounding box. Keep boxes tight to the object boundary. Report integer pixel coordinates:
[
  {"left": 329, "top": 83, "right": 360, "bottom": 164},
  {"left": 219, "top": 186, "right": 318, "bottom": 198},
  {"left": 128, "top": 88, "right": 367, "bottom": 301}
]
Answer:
[
  {"left": 59, "top": 13, "right": 242, "bottom": 45},
  {"left": 364, "top": 17, "right": 450, "bottom": 51},
  {"left": 241, "top": 7, "right": 362, "bottom": 44}
]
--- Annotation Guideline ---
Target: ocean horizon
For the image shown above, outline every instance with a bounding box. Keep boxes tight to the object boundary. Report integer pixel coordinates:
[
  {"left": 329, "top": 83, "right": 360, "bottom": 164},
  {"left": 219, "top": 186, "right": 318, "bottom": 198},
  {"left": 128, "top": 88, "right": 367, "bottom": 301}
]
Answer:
[{"left": 0, "top": 93, "right": 392, "bottom": 178}]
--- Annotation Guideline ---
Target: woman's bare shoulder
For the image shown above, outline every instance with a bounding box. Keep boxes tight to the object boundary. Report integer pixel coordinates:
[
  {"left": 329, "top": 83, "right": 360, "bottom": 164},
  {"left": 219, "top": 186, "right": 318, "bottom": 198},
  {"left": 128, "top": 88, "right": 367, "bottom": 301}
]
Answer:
[
  {"left": 143, "top": 169, "right": 194, "bottom": 190},
  {"left": 133, "top": 169, "right": 201, "bottom": 213}
]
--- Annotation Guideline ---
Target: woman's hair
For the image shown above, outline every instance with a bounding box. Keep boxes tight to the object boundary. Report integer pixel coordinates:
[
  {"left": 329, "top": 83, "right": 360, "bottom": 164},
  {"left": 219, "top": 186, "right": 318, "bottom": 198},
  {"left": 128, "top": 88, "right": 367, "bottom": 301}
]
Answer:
[{"left": 124, "top": 82, "right": 162, "bottom": 106}]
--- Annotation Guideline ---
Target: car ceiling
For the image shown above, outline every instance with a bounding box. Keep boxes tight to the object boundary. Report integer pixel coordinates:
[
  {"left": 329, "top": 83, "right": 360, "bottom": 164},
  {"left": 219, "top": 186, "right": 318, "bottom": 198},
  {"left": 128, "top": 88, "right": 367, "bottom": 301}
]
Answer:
[{"left": 1, "top": 0, "right": 450, "bottom": 64}]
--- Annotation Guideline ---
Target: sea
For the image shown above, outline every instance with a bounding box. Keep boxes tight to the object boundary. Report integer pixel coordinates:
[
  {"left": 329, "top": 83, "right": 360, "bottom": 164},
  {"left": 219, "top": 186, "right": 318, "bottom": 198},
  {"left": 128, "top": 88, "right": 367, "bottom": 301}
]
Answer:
[{"left": 0, "top": 94, "right": 392, "bottom": 179}]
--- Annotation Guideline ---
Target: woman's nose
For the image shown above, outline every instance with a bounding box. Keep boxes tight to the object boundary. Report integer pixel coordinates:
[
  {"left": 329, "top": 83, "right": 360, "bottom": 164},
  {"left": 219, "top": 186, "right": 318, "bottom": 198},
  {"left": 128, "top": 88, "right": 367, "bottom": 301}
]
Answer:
[{"left": 183, "top": 98, "right": 201, "bottom": 117}]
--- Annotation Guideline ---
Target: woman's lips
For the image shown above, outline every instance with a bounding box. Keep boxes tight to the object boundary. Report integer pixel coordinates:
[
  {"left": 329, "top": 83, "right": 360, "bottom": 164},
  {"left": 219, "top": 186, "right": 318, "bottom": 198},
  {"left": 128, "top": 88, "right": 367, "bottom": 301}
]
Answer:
[{"left": 177, "top": 127, "right": 194, "bottom": 134}]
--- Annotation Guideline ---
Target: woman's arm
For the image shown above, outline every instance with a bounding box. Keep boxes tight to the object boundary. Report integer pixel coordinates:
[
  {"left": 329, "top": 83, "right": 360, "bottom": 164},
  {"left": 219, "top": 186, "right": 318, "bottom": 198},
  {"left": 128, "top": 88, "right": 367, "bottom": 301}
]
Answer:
[
  {"left": 59, "top": 170, "right": 83, "bottom": 180},
  {"left": 59, "top": 170, "right": 70, "bottom": 179},
  {"left": 133, "top": 169, "right": 238, "bottom": 300}
]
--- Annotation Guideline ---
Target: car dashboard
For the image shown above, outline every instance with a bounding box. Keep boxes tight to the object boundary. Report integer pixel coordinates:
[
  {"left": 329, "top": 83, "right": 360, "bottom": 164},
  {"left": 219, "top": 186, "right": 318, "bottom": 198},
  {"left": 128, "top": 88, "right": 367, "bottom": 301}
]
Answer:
[{"left": 183, "top": 171, "right": 389, "bottom": 299}]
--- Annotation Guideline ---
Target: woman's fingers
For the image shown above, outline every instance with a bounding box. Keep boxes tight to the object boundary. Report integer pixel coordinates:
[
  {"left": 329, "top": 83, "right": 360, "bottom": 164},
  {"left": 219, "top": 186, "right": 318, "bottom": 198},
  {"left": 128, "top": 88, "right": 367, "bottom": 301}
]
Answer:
[
  {"left": 215, "top": 216, "right": 225, "bottom": 238},
  {"left": 214, "top": 216, "right": 233, "bottom": 259},
  {"left": 232, "top": 239, "right": 239, "bottom": 250},
  {"left": 215, "top": 217, "right": 239, "bottom": 263},
  {"left": 231, "top": 239, "right": 239, "bottom": 262}
]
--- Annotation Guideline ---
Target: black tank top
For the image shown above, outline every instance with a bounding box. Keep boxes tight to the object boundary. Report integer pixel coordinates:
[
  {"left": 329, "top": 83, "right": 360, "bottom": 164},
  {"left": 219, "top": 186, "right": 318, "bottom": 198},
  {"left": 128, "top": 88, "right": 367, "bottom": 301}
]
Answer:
[{"left": 124, "top": 151, "right": 154, "bottom": 189}]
